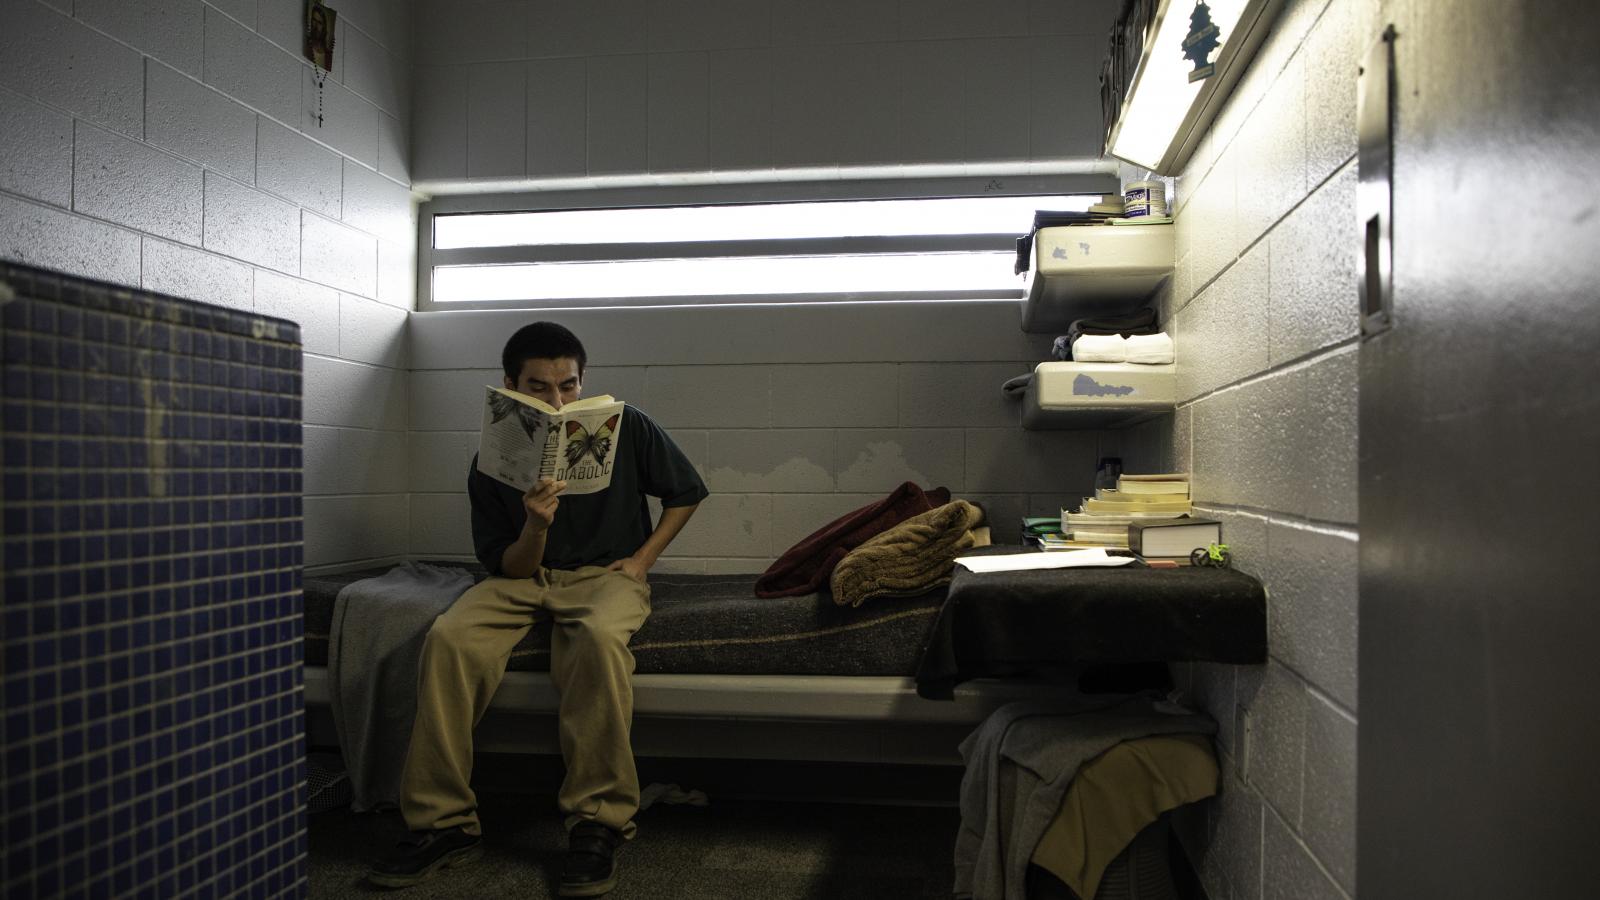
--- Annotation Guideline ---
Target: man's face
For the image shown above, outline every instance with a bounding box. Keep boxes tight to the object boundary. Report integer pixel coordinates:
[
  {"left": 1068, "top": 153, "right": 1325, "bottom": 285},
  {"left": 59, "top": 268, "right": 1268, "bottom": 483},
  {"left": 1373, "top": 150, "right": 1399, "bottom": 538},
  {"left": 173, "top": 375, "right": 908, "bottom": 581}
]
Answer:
[{"left": 506, "top": 356, "right": 582, "bottom": 410}]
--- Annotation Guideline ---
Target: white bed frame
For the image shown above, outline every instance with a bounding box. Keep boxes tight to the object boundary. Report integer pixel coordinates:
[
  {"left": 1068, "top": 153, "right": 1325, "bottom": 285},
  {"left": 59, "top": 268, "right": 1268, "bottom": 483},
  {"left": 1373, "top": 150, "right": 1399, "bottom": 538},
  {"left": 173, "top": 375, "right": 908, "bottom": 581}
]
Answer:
[{"left": 303, "top": 667, "right": 1068, "bottom": 766}]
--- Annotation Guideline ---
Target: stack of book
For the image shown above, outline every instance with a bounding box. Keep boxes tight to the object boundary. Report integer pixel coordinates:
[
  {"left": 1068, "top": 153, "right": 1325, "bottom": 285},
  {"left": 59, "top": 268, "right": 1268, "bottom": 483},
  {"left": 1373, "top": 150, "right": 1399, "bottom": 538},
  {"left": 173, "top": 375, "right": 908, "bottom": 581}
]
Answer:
[
  {"left": 1062, "top": 473, "right": 1194, "bottom": 548},
  {"left": 1021, "top": 516, "right": 1062, "bottom": 549},
  {"left": 1021, "top": 516, "right": 1122, "bottom": 551}
]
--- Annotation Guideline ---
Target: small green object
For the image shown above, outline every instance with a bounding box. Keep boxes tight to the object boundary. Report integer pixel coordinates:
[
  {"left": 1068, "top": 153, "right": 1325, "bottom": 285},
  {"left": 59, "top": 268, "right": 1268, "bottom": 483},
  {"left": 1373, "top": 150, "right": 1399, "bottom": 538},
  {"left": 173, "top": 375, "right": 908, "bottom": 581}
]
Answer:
[{"left": 1190, "top": 543, "right": 1232, "bottom": 568}]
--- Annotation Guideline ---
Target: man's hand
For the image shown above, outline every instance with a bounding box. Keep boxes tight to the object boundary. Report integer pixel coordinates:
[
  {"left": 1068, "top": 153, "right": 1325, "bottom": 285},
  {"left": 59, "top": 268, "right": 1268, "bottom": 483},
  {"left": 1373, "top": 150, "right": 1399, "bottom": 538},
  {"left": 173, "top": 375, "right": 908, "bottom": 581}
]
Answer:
[
  {"left": 606, "top": 555, "right": 649, "bottom": 584},
  {"left": 610, "top": 503, "right": 697, "bottom": 587},
  {"left": 500, "top": 478, "right": 565, "bottom": 579},
  {"left": 522, "top": 478, "right": 567, "bottom": 532}
]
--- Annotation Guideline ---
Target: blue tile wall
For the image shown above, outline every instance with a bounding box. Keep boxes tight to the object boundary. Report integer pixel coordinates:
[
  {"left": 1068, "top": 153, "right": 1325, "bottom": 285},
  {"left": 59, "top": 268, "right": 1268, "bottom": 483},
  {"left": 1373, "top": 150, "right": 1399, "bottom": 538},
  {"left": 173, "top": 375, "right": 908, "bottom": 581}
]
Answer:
[{"left": 0, "top": 263, "right": 307, "bottom": 899}]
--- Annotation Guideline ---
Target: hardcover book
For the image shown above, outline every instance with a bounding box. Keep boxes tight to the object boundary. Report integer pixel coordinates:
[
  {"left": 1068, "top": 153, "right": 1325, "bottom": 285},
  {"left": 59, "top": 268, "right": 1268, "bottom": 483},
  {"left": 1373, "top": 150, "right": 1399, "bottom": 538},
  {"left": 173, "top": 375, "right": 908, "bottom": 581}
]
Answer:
[{"left": 1128, "top": 518, "right": 1222, "bottom": 558}]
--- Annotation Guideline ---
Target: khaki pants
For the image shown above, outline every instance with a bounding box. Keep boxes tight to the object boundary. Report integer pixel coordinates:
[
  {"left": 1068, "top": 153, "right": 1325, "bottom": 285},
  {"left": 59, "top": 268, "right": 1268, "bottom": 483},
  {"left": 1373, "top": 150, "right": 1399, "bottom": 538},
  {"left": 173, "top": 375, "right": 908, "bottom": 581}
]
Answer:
[{"left": 399, "top": 566, "right": 651, "bottom": 838}]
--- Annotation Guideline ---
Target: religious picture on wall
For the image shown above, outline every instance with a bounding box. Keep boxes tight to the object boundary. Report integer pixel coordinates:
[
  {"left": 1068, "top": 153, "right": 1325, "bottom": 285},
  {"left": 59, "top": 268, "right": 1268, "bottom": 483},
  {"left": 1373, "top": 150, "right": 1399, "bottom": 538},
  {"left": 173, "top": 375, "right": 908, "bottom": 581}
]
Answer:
[{"left": 306, "top": 0, "right": 337, "bottom": 71}]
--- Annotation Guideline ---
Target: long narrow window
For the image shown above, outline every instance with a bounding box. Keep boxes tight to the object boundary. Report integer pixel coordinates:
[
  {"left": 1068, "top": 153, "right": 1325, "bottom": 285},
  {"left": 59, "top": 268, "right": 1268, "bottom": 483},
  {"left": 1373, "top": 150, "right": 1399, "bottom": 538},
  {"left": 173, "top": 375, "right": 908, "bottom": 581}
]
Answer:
[{"left": 419, "top": 191, "right": 1100, "bottom": 310}]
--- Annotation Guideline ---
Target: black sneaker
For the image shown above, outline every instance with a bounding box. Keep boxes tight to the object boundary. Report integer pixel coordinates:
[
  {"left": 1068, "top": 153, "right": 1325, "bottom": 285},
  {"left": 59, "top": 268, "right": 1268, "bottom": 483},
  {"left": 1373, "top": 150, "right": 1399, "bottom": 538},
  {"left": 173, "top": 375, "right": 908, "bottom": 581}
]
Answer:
[
  {"left": 559, "top": 821, "right": 622, "bottom": 897},
  {"left": 367, "top": 825, "right": 483, "bottom": 888}
]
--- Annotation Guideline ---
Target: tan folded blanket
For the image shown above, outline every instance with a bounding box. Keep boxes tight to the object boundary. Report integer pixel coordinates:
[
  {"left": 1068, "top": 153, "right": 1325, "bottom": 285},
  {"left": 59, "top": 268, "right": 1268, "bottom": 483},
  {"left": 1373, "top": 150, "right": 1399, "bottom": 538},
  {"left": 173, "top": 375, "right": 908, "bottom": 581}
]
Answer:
[
  {"left": 755, "top": 481, "right": 951, "bottom": 598},
  {"left": 829, "top": 500, "right": 990, "bottom": 607}
]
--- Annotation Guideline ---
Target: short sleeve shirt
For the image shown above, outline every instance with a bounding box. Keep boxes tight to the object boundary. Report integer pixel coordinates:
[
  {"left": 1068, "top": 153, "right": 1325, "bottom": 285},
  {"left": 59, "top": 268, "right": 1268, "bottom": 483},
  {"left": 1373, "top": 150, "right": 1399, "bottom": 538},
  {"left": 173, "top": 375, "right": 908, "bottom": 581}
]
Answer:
[{"left": 468, "top": 404, "right": 708, "bottom": 575}]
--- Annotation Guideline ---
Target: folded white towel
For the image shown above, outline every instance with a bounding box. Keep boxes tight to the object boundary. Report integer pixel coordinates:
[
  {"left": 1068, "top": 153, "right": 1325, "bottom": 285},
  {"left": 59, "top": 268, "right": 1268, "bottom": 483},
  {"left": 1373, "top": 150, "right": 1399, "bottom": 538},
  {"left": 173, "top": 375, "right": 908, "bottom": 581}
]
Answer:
[
  {"left": 1123, "top": 332, "right": 1174, "bottom": 364},
  {"left": 1071, "top": 334, "right": 1127, "bottom": 362}
]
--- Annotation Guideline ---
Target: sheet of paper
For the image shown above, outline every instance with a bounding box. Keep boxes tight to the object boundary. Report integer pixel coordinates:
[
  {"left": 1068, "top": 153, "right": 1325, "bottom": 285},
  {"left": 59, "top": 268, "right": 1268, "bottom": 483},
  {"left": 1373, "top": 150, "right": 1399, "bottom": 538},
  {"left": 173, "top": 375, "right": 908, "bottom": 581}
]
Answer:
[{"left": 954, "top": 548, "right": 1138, "bottom": 573}]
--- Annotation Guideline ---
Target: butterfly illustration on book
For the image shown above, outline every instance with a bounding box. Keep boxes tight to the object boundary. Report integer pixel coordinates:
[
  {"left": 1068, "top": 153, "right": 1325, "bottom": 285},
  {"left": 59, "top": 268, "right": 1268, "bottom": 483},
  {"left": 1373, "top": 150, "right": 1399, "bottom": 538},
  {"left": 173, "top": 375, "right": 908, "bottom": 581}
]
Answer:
[
  {"left": 488, "top": 391, "right": 554, "bottom": 445},
  {"left": 564, "top": 415, "right": 620, "bottom": 468}
]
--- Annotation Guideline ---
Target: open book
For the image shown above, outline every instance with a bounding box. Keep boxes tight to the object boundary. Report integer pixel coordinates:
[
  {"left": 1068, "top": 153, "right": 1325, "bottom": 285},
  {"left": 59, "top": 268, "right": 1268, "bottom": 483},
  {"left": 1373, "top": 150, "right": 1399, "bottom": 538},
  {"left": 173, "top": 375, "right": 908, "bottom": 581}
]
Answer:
[{"left": 476, "top": 387, "right": 626, "bottom": 495}]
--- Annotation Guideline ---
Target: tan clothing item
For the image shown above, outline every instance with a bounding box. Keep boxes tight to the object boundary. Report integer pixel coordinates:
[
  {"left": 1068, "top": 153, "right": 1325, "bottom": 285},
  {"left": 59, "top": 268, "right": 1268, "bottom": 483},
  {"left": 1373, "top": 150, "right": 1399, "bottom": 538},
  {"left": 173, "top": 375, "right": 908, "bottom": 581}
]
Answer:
[
  {"left": 829, "top": 500, "right": 989, "bottom": 607},
  {"left": 1030, "top": 733, "right": 1218, "bottom": 899},
  {"left": 400, "top": 567, "right": 651, "bottom": 838}
]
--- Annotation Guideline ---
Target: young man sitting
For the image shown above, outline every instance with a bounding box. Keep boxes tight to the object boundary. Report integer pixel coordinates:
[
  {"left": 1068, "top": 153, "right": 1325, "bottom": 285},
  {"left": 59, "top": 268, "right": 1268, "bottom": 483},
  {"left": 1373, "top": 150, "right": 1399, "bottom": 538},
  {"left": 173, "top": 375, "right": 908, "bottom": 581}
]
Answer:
[{"left": 369, "top": 322, "right": 707, "bottom": 896}]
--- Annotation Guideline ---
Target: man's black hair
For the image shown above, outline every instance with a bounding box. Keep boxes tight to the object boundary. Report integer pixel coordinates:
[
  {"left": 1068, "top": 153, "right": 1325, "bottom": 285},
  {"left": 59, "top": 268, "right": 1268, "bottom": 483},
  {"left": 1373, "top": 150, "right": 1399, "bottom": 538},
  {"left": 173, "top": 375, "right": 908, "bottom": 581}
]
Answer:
[{"left": 502, "top": 321, "right": 587, "bottom": 380}]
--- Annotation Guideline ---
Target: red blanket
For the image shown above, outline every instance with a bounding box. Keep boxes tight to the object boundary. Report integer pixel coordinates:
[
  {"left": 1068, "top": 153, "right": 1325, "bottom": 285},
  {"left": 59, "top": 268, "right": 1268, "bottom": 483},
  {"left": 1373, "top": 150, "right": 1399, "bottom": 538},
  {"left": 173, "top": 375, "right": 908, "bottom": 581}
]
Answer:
[{"left": 754, "top": 482, "right": 951, "bottom": 598}]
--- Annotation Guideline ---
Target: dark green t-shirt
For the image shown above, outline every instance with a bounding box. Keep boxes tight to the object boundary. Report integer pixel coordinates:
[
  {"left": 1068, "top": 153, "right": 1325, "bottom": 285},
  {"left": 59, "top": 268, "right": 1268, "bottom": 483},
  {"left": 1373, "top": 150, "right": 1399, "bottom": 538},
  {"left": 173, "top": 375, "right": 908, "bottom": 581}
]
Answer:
[{"left": 468, "top": 405, "right": 708, "bottom": 575}]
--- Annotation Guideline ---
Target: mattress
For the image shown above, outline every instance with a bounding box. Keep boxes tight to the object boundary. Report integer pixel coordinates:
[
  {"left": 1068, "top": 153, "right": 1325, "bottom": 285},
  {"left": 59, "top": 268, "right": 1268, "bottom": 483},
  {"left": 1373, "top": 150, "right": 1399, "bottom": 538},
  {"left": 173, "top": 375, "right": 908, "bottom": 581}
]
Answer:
[{"left": 303, "top": 564, "right": 946, "bottom": 677}]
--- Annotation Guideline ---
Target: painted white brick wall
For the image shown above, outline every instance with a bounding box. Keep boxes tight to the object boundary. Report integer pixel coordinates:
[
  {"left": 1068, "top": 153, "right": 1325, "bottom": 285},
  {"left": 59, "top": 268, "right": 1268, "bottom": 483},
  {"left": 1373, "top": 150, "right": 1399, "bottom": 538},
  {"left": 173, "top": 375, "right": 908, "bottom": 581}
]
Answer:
[
  {"left": 409, "top": 0, "right": 1120, "bottom": 189},
  {"left": 705, "top": 431, "right": 837, "bottom": 494},
  {"left": 0, "top": 0, "right": 416, "bottom": 571},
  {"left": 305, "top": 494, "right": 410, "bottom": 567},
  {"left": 205, "top": 7, "right": 307, "bottom": 125},
  {"left": 404, "top": 302, "right": 1126, "bottom": 570},
  {"left": 1122, "top": 1, "right": 1375, "bottom": 897},
  {"left": 203, "top": 172, "right": 302, "bottom": 274},
  {"left": 146, "top": 59, "right": 259, "bottom": 183},
  {"left": 838, "top": 429, "right": 965, "bottom": 494},
  {"left": 141, "top": 237, "right": 254, "bottom": 311},
  {"left": 76, "top": 0, "right": 205, "bottom": 79},
  {"left": 0, "top": 191, "right": 142, "bottom": 284},
  {"left": 0, "top": 86, "right": 74, "bottom": 206},
  {"left": 299, "top": 210, "right": 378, "bottom": 297},
  {"left": 0, "top": 0, "right": 146, "bottom": 138},
  {"left": 72, "top": 121, "right": 205, "bottom": 244}
]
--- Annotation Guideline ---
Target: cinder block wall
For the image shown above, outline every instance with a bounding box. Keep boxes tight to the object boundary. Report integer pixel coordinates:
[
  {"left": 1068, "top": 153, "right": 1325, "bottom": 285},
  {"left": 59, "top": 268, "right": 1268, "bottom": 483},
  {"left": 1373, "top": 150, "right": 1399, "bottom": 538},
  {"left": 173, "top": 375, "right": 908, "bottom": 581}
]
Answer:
[
  {"left": 405, "top": 304, "right": 1123, "bottom": 573},
  {"left": 408, "top": 0, "right": 1117, "bottom": 186},
  {"left": 395, "top": 0, "right": 1135, "bottom": 572},
  {"left": 1117, "top": 0, "right": 1372, "bottom": 897},
  {"left": 0, "top": 0, "right": 416, "bottom": 571}
]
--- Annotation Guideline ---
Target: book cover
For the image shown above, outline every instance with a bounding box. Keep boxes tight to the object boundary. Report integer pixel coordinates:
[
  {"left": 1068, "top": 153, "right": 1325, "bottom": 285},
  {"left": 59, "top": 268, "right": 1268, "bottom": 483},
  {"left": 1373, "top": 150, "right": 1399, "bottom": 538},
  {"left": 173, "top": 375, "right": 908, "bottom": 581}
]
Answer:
[
  {"left": 476, "top": 387, "right": 626, "bottom": 495},
  {"left": 1128, "top": 518, "right": 1222, "bottom": 558}
]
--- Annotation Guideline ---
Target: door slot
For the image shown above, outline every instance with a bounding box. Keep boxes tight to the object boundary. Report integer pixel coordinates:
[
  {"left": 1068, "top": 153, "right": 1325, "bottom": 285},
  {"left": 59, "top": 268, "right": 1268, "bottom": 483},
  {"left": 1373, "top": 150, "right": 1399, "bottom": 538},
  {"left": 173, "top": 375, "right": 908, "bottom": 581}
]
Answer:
[{"left": 1358, "top": 25, "right": 1397, "bottom": 337}]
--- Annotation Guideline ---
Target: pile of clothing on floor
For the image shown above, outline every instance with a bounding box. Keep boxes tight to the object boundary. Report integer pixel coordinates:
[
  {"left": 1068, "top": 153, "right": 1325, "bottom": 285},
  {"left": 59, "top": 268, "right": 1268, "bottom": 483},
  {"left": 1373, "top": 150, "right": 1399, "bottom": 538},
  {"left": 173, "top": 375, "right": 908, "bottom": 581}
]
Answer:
[{"left": 955, "top": 693, "right": 1220, "bottom": 900}]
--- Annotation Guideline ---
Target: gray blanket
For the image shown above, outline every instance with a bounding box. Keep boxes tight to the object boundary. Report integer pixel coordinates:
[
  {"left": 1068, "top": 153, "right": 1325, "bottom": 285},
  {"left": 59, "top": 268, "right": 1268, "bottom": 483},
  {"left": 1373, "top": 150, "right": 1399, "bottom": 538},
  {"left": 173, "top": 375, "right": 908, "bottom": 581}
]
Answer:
[
  {"left": 328, "top": 561, "right": 475, "bottom": 811},
  {"left": 954, "top": 694, "right": 1216, "bottom": 900}
]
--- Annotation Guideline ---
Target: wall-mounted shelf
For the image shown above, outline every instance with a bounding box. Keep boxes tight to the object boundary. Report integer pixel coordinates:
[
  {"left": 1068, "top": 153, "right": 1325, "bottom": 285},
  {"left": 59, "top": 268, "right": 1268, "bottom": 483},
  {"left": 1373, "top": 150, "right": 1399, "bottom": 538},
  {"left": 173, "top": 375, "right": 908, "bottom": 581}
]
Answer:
[
  {"left": 1022, "top": 361, "right": 1175, "bottom": 430},
  {"left": 1020, "top": 224, "right": 1175, "bottom": 333}
]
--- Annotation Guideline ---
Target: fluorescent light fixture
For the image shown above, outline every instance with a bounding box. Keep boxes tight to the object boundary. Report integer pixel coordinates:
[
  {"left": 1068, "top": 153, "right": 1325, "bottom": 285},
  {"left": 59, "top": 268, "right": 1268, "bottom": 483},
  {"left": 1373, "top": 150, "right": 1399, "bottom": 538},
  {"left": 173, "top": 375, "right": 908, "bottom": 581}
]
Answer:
[
  {"left": 1105, "top": 0, "right": 1283, "bottom": 174},
  {"left": 434, "top": 195, "right": 1093, "bottom": 249},
  {"left": 434, "top": 252, "right": 1020, "bottom": 303}
]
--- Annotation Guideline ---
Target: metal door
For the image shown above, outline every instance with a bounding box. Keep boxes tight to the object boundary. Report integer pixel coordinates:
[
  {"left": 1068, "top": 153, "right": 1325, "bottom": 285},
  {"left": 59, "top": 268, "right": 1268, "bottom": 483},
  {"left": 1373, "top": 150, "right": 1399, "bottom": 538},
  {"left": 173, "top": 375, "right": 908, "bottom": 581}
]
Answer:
[{"left": 1357, "top": 1, "right": 1600, "bottom": 896}]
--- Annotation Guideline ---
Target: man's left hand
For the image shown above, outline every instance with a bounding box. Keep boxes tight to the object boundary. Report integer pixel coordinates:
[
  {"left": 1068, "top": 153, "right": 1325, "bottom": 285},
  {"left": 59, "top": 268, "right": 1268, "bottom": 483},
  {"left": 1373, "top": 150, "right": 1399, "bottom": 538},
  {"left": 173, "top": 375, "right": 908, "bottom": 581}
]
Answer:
[{"left": 607, "top": 555, "right": 649, "bottom": 583}]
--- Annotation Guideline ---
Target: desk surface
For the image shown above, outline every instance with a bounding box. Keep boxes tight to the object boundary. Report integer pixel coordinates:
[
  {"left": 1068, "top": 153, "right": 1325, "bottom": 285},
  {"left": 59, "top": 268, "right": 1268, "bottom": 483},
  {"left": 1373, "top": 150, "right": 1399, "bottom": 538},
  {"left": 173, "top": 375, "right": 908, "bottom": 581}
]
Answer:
[{"left": 915, "top": 547, "right": 1267, "bottom": 698}]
